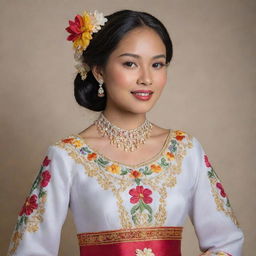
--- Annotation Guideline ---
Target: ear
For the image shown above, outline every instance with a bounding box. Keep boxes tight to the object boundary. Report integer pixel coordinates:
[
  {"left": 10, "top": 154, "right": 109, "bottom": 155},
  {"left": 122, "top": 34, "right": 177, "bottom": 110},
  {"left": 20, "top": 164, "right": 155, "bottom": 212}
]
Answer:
[{"left": 91, "top": 65, "right": 104, "bottom": 83}]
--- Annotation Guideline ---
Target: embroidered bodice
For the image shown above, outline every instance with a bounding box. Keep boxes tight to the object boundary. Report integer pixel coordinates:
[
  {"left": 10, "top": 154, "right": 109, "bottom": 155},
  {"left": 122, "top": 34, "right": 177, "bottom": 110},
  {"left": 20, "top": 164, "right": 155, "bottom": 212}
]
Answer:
[{"left": 7, "top": 129, "right": 244, "bottom": 256}]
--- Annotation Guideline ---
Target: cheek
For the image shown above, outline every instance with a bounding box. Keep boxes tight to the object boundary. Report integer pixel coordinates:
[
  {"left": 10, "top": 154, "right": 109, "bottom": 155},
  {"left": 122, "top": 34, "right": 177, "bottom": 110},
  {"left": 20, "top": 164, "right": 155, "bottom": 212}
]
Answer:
[
  {"left": 155, "top": 71, "right": 167, "bottom": 90},
  {"left": 104, "top": 66, "right": 133, "bottom": 89}
]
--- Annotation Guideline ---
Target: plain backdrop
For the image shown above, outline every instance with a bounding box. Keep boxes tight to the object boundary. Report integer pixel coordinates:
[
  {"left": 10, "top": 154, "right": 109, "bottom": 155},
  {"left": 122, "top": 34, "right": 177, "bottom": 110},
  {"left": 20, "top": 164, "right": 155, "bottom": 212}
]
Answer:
[{"left": 0, "top": 0, "right": 255, "bottom": 255}]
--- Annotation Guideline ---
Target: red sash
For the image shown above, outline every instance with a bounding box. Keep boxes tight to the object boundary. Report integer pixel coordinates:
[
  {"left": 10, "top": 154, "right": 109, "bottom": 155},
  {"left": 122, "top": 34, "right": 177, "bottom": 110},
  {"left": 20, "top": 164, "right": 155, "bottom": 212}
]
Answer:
[{"left": 77, "top": 226, "right": 182, "bottom": 256}]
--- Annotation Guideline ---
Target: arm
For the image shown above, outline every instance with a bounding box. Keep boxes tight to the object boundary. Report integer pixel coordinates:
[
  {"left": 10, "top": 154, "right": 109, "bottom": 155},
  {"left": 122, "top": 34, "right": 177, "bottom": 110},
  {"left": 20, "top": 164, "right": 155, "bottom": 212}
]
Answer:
[
  {"left": 7, "top": 145, "right": 73, "bottom": 256},
  {"left": 189, "top": 138, "right": 244, "bottom": 256}
]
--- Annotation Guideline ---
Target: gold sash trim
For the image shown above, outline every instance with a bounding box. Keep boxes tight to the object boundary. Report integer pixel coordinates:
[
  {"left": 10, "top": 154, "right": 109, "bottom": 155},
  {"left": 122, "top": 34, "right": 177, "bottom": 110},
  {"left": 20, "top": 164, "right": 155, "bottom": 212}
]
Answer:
[{"left": 77, "top": 226, "right": 183, "bottom": 246}]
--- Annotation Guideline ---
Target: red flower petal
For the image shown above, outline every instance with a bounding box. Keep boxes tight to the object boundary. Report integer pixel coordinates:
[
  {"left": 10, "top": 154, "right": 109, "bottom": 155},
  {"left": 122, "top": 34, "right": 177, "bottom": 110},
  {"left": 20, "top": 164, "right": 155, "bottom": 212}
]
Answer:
[
  {"left": 130, "top": 196, "right": 140, "bottom": 204},
  {"left": 143, "top": 196, "right": 153, "bottom": 204},
  {"left": 204, "top": 155, "right": 211, "bottom": 168},
  {"left": 129, "top": 188, "right": 138, "bottom": 197},
  {"left": 19, "top": 194, "right": 38, "bottom": 216},
  {"left": 136, "top": 186, "right": 144, "bottom": 194},
  {"left": 216, "top": 182, "right": 223, "bottom": 190},
  {"left": 220, "top": 190, "right": 227, "bottom": 197},
  {"left": 176, "top": 135, "right": 185, "bottom": 141},
  {"left": 43, "top": 156, "right": 51, "bottom": 167},
  {"left": 143, "top": 188, "right": 152, "bottom": 197},
  {"left": 41, "top": 170, "right": 51, "bottom": 187},
  {"left": 75, "top": 15, "right": 83, "bottom": 27}
]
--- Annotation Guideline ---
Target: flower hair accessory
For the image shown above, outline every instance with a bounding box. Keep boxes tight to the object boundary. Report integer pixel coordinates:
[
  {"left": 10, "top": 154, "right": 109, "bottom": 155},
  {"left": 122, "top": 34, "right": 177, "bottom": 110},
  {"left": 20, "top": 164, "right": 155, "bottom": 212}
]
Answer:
[{"left": 66, "top": 10, "right": 107, "bottom": 80}]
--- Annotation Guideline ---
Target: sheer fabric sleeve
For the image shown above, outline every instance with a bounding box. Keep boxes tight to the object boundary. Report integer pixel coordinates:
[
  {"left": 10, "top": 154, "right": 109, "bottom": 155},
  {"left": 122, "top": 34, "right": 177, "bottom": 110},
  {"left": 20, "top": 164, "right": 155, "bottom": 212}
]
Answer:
[
  {"left": 189, "top": 138, "right": 244, "bottom": 256},
  {"left": 7, "top": 145, "right": 73, "bottom": 256}
]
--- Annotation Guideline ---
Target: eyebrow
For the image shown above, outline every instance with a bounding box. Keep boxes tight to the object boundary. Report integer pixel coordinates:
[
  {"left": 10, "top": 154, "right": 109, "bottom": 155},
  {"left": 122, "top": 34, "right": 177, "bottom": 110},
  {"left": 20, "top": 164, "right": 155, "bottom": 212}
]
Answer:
[{"left": 118, "top": 53, "right": 166, "bottom": 59}]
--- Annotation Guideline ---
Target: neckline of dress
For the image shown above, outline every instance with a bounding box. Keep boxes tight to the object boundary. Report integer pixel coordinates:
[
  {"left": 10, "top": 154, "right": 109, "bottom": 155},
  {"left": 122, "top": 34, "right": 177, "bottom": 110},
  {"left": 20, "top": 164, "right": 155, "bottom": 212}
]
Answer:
[{"left": 72, "top": 129, "right": 173, "bottom": 168}]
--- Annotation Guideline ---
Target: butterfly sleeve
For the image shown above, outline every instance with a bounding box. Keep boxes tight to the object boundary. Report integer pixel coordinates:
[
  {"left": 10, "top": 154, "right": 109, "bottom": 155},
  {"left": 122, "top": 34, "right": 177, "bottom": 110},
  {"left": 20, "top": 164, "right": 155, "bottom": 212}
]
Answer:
[
  {"left": 189, "top": 137, "right": 244, "bottom": 256},
  {"left": 7, "top": 145, "right": 74, "bottom": 256}
]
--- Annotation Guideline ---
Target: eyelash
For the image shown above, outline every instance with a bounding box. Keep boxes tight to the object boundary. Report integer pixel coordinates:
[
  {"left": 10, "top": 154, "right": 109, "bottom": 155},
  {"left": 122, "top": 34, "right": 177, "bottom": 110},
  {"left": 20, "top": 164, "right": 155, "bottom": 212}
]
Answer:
[{"left": 122, "top": 62, "right": 166, "bottom": 69}]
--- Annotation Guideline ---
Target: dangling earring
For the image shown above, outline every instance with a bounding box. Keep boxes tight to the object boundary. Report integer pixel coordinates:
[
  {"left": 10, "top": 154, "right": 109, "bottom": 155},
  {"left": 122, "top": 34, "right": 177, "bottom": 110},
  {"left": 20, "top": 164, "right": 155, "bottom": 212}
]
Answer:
[{"left": 97, "top": 80, "right": 105, "bottom": 97}]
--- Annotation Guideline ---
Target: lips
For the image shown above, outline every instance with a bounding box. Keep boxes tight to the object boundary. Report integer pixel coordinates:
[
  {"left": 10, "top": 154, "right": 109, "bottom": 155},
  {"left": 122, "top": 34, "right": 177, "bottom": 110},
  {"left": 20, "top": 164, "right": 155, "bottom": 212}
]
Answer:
[
  {"left": 131, "top": 90, "right": 153, "bottom": 96},
  {"left": 131, "top": 90, "right": 153, "bottom": 101}
]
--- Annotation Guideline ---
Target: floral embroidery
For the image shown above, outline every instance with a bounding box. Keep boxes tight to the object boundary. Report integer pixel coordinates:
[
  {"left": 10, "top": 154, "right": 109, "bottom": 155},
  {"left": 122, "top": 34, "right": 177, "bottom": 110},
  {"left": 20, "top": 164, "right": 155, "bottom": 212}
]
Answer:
[
  {"left": 106, "top": 163, "right": 121, "bottom": 174},
  {"left": 204, "top": 155, "right": 211, "bottom": 168},
  {"left": 87, "top": 152, "right": 97, "bottom": 161},
  {"left": 150, "top": 164, "right": 162, "bottom": 173},
  {"left": 136, "top": 248, "right": 155, "bottom": 256},
  {"left": 40, "top": 170, "right": 51, "bottom": 187},
  {"left": 8, "top": 156, "right": 52, "bottom": 256},
  {"left": 166, "top": 151, "right": 175, "bottom": 160},
  {"left": 19, "top": 194, "right": 38, "bottom": 216},
  {"left": 57, "top": 129, "right": 193, "bottom": 228},
  {"left": 130, "top": 170, "right": 142, "bottom": 179},
  {"left": 216, "top": 182, "right": 227, "bottom": 198},
  {"left": 205, "top": 155, "right": 238, "bottom": 226},
  {"left": 175, "top": 130, "right": 186, "bottom": 141},
  {"left": 129, "top": 186, "right": 153, "bottom": 224}
]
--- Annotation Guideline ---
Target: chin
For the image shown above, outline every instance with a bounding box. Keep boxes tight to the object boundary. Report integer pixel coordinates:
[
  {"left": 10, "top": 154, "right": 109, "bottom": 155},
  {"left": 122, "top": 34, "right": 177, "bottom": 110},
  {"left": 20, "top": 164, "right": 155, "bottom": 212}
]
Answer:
[{"left": 128, "top": 103, "right": 156, "bottom": 114}]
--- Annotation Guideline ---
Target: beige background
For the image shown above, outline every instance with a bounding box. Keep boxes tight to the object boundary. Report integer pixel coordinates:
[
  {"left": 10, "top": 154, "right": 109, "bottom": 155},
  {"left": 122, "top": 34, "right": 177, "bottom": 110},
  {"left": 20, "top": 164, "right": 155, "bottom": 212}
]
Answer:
[{"left": 0, "top": 0, "right": 255, "bottom": 255}]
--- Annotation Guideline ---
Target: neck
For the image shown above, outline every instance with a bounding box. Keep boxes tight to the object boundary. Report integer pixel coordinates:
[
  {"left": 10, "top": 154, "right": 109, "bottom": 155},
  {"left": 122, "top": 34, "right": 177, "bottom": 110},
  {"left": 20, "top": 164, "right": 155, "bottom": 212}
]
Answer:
[{"left": 102, "top": 109, "right": 147, "bottom": 130}]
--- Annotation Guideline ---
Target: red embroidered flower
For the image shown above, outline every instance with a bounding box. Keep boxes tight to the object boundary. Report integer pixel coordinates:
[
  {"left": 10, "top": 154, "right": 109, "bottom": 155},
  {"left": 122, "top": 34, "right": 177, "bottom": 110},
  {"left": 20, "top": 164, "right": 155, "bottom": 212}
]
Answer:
[
  {"left": 216, "top": 182, "right": 227, "bottom": 198},
  {"left": 40, "top": 171, "right": 51, "bottom": 187},
  {"left": 87, "top": 153, "right": 97, "bottom": 161},
  {"left": 62, "top": 138, "right": 74, "bottom": 144},
  {"left": 175, "top": 130, "right": 185, "bottom": 141},
  {"left": 43, "top": 156, "right": 51, "bottom": 167},
  {"left": 129, "top": 186, "right": 153, "bottom": 204},
  {"left": 19, "top": 194, "right": 38, "bottom": 216},
  {"left": 204, "top": 155, "right": 212, "bottom": 168},
  {"left": 130, "top": 170, "right": 142, "bottom": 179}
]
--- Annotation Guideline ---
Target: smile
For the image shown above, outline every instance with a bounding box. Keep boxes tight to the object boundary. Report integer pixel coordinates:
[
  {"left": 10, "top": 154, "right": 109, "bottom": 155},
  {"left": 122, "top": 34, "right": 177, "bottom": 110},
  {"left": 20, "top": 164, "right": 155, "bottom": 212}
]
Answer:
[{"left": 131, "top": 90, "right": 153, "bottom": 101}]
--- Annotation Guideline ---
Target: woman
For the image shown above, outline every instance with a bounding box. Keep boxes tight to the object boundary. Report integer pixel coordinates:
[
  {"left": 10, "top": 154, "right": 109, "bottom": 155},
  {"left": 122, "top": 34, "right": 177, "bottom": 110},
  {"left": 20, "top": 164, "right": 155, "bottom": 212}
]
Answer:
[{"left": 8, "top": 9, "right": 244, "bottom": 256}]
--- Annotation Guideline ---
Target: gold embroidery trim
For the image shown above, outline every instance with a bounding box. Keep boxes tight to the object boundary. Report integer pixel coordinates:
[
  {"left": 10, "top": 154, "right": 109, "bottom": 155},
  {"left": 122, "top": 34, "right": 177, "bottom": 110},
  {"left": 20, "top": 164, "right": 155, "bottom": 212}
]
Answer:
[
  {"left": 77, "top": 226, "right": 183, "bottom": 246},
  {"left": 209, "top": 177, "right": 239, "bottom": 227},
  {"left": 55, "top": 130, "right": 193, "bottom": 229}
]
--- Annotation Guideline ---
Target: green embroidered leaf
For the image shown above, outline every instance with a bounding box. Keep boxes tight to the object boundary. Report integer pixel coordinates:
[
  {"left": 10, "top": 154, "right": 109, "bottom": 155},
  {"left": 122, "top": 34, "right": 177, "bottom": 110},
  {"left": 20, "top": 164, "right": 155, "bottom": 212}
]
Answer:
[
  {"left": 138, "top": 168, "right": 145, "bottom": 173},
  {"left": 226, "top": 198, "right": 231, "bottom": 207},
  {"left": 39, "top": 189, "right": 47, "bottom": 198},
  {"left": 96, "top": 158, "right": 109, "bottom": 166},
  {"left": 80, "top": 147, "right": 91, "bottom": 154},
  {"left": 135, "top": 178, "right": 141, "bottom": 185},
  {"left": 143, "top": 166, "right": 152, "bottom": 175},
  {"left": 120, "top": 169, "right": 128, "bottom": 175},
  {"left": 30, "top": 166, "right": 44, "bottom": 192},
  {"left": 24, "top": 216, "right": 28, "bottom": 225},
  {"left": 171, "top": 139, "right": 177, "bottom": 145},
  {"left": 139, "top": 201, "right": 144, "bottom": 213},
  {"left": 148, "top": 214, "right": 153, "bottom": 223},
  {"left": 160, "top": 158, "right": 169, "bottom": 167},
  {"left": 142, "top": 201, "right": 153, "bottom": 214},
  {"left": 18, "top": 216, "right": 24, "bottom": 226},
  {"left": 131, "top": 204, "right": 140, "bottom": 215},
  {"left": 208, "top": 170, "right": 214, "bottom": 178}
]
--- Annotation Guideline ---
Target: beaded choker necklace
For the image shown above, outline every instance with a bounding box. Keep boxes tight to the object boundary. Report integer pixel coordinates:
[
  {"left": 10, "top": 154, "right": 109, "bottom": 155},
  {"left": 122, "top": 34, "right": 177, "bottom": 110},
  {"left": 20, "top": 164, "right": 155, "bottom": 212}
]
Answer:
[{"left": 94, "top": 113, "right": 153, "bottom": 152}]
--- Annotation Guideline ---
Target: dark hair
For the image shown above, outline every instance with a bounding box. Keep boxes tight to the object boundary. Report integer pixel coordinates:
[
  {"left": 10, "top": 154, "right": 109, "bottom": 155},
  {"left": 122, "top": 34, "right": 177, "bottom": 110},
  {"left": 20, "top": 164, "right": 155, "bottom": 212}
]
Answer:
[{"left": 74, "top": 10, "right": 173, "bottom": 111}]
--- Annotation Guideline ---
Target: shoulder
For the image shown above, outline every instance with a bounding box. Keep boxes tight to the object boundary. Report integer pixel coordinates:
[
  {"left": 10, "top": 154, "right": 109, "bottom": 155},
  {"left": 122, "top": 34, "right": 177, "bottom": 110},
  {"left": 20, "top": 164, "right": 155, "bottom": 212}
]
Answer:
[{"left": 44, "top": 134, "right": 83, "bottom": 164}]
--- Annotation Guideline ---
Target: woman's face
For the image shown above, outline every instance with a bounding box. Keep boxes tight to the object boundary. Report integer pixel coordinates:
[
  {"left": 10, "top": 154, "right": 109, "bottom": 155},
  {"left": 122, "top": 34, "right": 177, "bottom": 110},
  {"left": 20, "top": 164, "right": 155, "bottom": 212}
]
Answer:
[{"left": 98, "top": 26, "right": 168, "bottom": 114}]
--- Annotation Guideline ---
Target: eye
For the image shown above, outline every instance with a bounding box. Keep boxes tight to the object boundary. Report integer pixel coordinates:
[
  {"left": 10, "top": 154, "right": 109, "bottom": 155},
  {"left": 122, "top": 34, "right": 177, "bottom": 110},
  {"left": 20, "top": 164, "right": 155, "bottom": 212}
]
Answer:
[
  {"left": 123, "top": 61, "right": 137, "bottom": 68},
  {"left": 152, "top": 62, "right": 166, "bottom": 69}
]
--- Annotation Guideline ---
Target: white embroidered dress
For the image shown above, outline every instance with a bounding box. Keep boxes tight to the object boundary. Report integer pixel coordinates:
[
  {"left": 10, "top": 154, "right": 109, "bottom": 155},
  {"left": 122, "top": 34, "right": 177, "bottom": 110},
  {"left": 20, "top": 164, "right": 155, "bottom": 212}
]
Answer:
[{"left": 7, "top": 129, "right": 244, "bottom": 256}]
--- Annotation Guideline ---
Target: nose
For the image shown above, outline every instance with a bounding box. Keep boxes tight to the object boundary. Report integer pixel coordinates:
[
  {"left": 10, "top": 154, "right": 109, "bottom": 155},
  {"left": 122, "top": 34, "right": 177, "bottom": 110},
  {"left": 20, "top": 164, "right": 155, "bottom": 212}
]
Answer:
[{"left": 136, "top": 66, "right": 152, "bottom": 86}]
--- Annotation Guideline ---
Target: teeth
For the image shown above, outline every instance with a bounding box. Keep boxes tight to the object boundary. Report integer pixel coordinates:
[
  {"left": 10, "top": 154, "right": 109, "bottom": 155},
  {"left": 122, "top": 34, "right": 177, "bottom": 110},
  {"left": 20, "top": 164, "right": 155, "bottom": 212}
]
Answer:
[{"left": 133, "top": 92, "right": 151, "bottom": 96}]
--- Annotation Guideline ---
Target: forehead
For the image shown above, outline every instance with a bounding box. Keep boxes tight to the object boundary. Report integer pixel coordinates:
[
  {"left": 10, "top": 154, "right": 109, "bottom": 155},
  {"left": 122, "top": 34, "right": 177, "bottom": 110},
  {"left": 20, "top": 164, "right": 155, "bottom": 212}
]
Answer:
[{"left": 111, "top": 27, "right": 166, "bottom": 56}]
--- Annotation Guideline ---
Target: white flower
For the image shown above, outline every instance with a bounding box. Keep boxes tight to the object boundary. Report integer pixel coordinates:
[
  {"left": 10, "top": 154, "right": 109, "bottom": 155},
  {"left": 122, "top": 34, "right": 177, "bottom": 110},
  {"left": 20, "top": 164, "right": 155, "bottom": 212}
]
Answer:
[
  {"left": 135, "top": 248, "right": 155, "bottom": 256},
  {"left": 90, "top": 10, "right": 108, "bottom": 33},
  {"left": 75, "top": 62, "right": 90, "bottom": 80}
]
